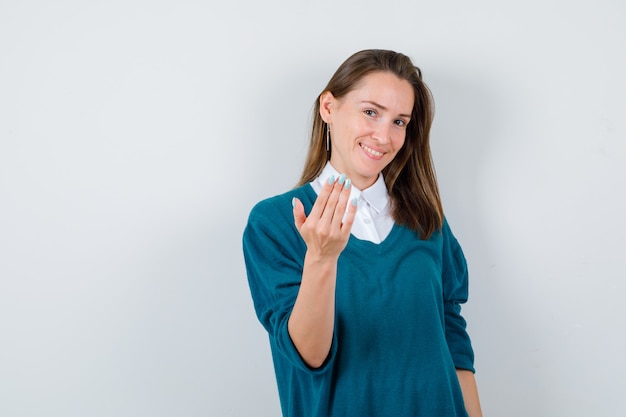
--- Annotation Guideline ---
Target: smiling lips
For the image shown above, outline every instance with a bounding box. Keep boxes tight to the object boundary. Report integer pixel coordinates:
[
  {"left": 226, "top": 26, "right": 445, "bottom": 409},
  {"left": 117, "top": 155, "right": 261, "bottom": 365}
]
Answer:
[{"left": 361, "top": 143, "right": 384, "bottom": 159}]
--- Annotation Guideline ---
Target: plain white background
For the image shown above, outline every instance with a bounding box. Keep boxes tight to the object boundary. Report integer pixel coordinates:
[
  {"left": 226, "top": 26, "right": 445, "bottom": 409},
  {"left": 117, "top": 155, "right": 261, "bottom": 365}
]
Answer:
[{"left": 1, "top": 1, "right": 624, "bottom": 416}]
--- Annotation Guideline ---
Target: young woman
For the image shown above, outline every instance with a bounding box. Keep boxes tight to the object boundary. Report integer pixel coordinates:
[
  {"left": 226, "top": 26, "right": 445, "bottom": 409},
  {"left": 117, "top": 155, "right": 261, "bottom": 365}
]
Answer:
[{"left": 243, "top": 49, "right": 482, "bottom": 417}]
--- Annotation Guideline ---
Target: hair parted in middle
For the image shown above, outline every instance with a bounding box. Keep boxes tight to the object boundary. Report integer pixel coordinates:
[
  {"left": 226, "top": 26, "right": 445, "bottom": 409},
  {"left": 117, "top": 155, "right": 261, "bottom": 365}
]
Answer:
[{"left": 297, "top": 49, "right": 443, "bottom": 239}]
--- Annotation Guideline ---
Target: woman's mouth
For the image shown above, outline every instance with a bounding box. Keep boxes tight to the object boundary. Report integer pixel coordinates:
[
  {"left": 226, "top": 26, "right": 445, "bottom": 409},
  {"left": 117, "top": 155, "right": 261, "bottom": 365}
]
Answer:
[{"left": 361, "top": 143, "right": 384, "bottom": 158}]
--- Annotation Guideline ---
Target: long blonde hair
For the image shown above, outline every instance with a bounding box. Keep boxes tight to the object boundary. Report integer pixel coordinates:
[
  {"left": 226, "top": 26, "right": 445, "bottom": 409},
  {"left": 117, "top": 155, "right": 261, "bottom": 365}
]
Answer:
[{"left": 297, "top": 49, "right": 443, "bottom": 239}]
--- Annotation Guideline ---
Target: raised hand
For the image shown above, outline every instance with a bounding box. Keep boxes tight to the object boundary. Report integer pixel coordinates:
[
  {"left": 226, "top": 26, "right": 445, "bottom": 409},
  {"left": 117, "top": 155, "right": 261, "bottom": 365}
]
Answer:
[
  {"left": 288, "top": 173, "right": 358, "bottom": 367},
  {"left": 292, "top": 174, "right": 357, "bottom": 260}
]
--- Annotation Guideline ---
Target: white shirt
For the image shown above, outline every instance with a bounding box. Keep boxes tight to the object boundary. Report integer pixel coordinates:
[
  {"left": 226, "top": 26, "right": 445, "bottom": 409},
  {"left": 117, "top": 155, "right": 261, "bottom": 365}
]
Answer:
[{"left": 310, "top": 162, "right": 394, "bottom": 244}]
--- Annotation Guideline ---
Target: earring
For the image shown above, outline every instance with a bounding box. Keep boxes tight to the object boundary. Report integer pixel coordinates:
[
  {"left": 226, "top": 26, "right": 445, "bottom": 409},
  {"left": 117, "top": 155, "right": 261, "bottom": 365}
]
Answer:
[{"left": 326, "top": 124, "right": 330, "bottom": 152}]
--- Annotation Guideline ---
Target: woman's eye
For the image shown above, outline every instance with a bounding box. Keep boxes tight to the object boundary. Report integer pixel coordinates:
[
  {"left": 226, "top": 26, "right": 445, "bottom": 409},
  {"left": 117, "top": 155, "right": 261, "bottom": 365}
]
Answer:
[
  {"left": 395, "top": 119, "right": 406, "bottom": 127},
  {"left": 364, "top": 109, "right": 377, "bottom": 117}
]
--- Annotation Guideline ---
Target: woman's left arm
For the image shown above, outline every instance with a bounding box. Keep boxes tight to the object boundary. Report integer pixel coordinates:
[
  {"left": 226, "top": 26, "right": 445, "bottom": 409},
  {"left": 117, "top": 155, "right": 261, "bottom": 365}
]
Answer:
[{"left": 457, "top": 369, "right": 483, "bottom": 417}]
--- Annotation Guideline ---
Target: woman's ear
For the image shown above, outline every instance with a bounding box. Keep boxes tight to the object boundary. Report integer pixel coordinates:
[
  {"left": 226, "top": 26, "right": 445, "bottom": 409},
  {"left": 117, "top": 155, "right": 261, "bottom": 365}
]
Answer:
[{"left": 319, "top": 91, "right": 335, "bottom": 123}]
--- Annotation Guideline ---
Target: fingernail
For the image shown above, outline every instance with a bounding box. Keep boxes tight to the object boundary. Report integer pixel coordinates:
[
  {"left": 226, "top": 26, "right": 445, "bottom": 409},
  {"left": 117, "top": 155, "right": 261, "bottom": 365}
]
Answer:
[
  {"left": 351, "top": 197, "right": 358, "bottom": 207},
  {"left": 345, "top": 178, "right": 351, "bottom": 189},
  {"left": 338, "top": 173, "right": 346, "bottom": 185},
  {"left": 327, "top": 175, "right": 335, "bottom": 185},
  {"left": 292, "top": 197, "right": 296, "bottom": 208}
]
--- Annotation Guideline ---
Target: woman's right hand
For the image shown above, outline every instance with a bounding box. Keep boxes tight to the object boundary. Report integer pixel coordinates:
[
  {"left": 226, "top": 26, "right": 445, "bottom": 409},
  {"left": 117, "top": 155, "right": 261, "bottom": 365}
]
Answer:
[
  {"left": 292, "top": 174, "right": 357, "bottom": 260},
  {"left": 289, "top": 174, "right": 357, "bottom": 368}
]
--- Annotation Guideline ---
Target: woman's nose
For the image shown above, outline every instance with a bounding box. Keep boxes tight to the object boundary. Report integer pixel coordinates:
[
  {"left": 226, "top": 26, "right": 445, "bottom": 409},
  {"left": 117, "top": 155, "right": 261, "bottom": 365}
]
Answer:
[{"left": 373, "top": 123, "right": 391, "bottom": 144}]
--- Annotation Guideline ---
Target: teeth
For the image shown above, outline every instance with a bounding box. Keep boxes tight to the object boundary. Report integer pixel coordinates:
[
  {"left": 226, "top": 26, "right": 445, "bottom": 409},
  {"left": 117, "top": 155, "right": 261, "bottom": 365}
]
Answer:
[{"left": 362, "top": 144, "right": 383, "bottom": 157}]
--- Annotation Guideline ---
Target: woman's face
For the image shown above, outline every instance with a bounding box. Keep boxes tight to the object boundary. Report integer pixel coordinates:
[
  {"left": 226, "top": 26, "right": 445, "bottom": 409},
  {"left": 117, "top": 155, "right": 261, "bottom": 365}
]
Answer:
[{"left": 320, "top": 71, "right": 414, "bottom": 190}]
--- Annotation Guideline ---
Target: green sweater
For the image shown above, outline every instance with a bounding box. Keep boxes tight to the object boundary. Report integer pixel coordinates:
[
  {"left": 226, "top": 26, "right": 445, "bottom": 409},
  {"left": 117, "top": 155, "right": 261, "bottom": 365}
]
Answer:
[{"left": 243, "top": 184, "right": 475, "bottom": 417}]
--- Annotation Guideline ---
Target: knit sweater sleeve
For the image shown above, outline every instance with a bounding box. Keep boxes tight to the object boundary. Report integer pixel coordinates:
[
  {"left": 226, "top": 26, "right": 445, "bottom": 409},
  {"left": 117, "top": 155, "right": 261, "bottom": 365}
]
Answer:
[
  {"left": 242, "top": 193, "right": 337, "bottom": 374},
  {"left": 440, "top": 219, "right": 476, "bottom": 373}
]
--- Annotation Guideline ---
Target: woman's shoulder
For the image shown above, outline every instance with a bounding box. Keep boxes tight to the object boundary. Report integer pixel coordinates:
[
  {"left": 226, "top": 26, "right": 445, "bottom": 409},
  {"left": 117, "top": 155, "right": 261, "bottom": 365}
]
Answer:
[{"left": 248, "top": 184, "right": 314, "bottom": 219}]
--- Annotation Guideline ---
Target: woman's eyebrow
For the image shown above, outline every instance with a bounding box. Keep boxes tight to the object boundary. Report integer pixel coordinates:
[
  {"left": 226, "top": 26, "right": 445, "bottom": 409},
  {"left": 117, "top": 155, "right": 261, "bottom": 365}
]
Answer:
[{"left": 361, "top": 100, "right": 411, "bottom": 119}]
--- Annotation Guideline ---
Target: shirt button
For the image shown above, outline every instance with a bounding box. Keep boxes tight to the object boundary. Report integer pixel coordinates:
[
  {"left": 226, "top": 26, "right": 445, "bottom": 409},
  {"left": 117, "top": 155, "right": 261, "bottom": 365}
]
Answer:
[{"left": 364, "top": 219, "right": 371, "bottom": 224}]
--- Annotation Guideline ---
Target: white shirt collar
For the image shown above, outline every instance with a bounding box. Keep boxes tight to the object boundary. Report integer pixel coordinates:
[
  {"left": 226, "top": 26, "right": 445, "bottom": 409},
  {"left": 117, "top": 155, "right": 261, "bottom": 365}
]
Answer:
[{"left": 361, "top": 173, "right": 389, "bottom": 214}]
